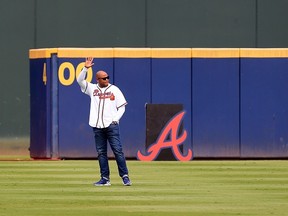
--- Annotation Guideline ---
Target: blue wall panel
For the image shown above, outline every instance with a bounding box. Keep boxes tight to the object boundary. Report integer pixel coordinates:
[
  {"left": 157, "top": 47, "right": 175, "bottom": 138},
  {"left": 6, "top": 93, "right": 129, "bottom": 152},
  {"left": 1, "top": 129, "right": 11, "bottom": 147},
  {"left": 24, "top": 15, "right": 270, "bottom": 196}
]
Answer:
[
  {"left": 151, "top": 57, "right": 192, "bottom": 154},
  {"left": 114, "top": 57, "right": 151, "bottom": 157},
  {"left": 29, "top": 48, "right": 288, "bottom": 159},
  {"left": 30, "top": 58, "right": 52, "bottom": 158},
  {"left": 241, "top": 58, "right": 288, "bottom": 157},
  {"left": 192, "top": 58, "right": 240, "bottom": 157},
  {"left": 58, "top": 58, "right": 114, "bottom": 158}
]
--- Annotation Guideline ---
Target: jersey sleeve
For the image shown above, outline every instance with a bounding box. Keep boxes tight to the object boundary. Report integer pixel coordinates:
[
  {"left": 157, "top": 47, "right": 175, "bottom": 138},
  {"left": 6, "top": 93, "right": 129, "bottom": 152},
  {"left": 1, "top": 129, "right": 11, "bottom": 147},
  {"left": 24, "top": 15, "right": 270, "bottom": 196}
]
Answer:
[
  {"left": 114, "top": 86, "right": 127, "bottom": 108},
  {"left": 76, "top": 67, "right": 93, "bottom": 95},
  {"left": 76, "top": 67, "right": 88, "bottom": 93}
]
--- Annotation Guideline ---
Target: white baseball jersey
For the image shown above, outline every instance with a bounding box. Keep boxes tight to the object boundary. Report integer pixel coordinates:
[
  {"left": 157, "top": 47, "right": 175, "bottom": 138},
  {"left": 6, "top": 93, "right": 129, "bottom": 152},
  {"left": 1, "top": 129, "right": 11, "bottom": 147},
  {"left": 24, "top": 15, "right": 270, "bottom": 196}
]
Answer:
[{"left": 77, "top": 68, "right": 127, "bottom": 128}]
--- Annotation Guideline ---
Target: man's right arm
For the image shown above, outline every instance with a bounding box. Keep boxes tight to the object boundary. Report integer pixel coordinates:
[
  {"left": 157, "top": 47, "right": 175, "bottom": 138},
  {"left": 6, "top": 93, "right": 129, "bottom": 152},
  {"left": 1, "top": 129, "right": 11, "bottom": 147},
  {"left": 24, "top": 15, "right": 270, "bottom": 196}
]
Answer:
[
  {"left": 77, "top": 57, "right": 94, "bottom": 93},
  {"left": 77, "top": 67, "right": 88, "bottom": 93}
]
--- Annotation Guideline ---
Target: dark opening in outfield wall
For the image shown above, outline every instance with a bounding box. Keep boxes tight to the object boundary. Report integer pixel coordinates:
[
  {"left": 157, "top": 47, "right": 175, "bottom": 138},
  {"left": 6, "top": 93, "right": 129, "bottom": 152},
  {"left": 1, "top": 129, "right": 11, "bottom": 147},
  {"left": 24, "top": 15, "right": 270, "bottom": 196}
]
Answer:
[{"left": 137, "top": 104, "right": 193, "bottom": 161}]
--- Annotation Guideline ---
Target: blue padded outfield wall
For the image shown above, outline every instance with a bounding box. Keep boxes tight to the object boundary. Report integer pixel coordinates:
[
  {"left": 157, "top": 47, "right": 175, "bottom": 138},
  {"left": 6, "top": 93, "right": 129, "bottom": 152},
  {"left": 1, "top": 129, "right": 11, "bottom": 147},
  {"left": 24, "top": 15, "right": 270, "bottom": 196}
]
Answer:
[
  {"left": 29, "top": 48, "right": 288, "bottom": 159},
  {"left": 240, "top": 49, "right": 288, "bottom": 158},
  {"left": 192, "top": 49, "right": 240, "bottom": 158}
]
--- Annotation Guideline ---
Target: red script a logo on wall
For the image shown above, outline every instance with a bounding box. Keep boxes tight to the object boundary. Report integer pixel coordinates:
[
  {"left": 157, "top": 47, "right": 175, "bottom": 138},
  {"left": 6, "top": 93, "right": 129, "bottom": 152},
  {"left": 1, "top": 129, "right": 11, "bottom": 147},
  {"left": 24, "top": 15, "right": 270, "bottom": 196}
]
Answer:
[{"left": 137, "top": 111, "right": 193, "bottom": 161}]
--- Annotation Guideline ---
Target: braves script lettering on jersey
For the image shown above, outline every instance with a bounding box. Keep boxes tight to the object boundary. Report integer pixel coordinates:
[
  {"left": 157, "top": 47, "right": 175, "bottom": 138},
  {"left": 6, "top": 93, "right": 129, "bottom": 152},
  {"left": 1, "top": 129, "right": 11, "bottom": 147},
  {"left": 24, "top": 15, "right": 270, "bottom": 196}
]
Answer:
[{"left": 77, "top": 67, "right": 127, "bottom": 128}]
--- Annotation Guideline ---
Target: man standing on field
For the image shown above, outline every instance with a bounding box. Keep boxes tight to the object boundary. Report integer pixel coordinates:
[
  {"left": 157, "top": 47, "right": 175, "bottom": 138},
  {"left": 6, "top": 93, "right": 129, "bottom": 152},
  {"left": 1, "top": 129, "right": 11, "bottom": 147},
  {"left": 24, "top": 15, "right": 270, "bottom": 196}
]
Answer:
[{"left": 77, "top": 57, "right": 131, "bottom": 186}]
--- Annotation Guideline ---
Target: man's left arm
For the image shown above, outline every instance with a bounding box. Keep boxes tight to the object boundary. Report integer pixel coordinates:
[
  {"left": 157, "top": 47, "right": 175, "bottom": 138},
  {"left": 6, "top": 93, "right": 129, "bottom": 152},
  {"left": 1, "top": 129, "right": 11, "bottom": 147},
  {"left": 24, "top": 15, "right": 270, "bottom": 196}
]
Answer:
[{"left": 112, "top": 105, "right": 125, "bottom": 124}]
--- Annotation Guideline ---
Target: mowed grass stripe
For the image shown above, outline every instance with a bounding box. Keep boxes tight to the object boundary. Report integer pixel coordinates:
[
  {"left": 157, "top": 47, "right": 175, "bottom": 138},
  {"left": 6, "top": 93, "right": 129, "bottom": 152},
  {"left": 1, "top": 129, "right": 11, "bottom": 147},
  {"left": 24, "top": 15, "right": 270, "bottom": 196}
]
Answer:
[{"left": 0, "top": 160, "right": 287, "bottom": 216}]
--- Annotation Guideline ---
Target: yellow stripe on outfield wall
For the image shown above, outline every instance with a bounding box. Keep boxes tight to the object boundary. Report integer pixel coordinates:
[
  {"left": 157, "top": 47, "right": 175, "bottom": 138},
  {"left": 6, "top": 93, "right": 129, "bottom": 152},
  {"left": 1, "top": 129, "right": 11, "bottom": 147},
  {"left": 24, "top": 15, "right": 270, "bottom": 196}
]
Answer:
[
  {"left": 192, "top": 48, "right": 240, "bottom": 58},
  {"left": 30, "top": 48, "right": 288, "bottom": 59},
  {"left": 114, "top": 48, "right": 151, "bottom": 58},
  {"left": 240, "top": 48, "right": 288, "bottom": 58},
  {"left": 57, "top": 48, "right": 114, "bottom": 58},
  {"left": 151, "top": 48, "right": 192, "bottom": 58},
  {"left": 29, "top": 48, "right": 58, "bottom": 59}
]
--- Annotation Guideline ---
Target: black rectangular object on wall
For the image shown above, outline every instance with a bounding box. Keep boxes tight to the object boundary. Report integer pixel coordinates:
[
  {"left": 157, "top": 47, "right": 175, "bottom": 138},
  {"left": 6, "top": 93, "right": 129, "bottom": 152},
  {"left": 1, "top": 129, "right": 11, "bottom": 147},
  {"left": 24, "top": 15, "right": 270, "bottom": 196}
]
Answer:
[{"left": 146, "top": 104, "right": 184, "bottom": 161}]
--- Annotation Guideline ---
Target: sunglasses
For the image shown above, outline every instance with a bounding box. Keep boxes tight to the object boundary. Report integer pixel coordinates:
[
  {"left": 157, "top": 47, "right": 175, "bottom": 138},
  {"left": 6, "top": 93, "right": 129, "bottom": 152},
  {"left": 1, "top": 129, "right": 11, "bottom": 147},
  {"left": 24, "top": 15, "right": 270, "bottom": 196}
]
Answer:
[{"left": 98, "top": 76, "right": 109, "bottom": 80}]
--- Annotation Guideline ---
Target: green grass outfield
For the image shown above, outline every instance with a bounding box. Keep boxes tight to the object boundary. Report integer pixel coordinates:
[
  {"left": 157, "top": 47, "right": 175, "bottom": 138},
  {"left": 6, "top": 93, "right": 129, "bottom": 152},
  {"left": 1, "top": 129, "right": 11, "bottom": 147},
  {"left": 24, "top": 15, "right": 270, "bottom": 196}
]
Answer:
[{"left": 0, "top": 160, "right": 287, "bottom": 216}]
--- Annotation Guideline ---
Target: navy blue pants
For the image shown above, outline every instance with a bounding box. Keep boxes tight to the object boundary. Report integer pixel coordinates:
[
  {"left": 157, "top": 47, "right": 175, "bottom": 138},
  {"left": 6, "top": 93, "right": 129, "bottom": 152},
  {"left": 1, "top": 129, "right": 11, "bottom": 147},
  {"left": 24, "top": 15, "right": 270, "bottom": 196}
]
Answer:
[{"left": 93, "top": 124, "right": 129, "bottom": 179}]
